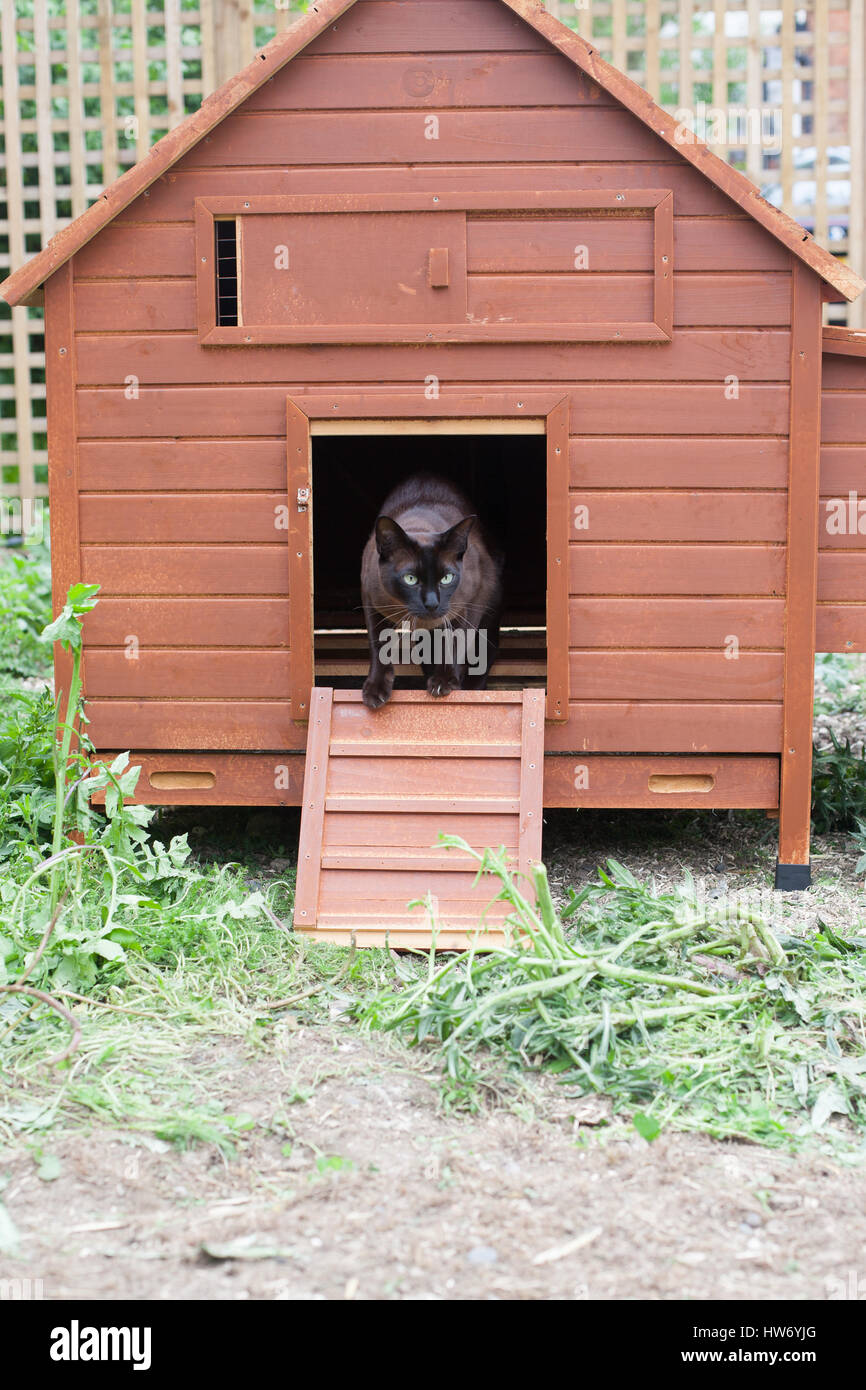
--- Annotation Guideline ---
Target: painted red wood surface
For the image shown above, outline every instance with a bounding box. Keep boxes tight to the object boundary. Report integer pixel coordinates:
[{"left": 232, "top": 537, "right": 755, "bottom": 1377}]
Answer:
[
  {"left": 95, "top": 750, "right": 778, "bottom": 813},
  {"left": 817, "top": 348, "right": 866, "bottom": 652},
  {"left": 294, "top": 689, "right": 544, "bottom": 947},
  {"left": 37, "top": 0, "right": 849, "bottom": 857}
]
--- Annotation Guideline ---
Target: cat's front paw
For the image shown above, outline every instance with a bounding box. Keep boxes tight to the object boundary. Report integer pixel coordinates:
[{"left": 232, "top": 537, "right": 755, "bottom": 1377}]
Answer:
[
  {"left": 427, "top": 673, "right": 459, "bottom": 698},
  {"left": 363, "top": 674, "right": 393, "bottom": 710}
]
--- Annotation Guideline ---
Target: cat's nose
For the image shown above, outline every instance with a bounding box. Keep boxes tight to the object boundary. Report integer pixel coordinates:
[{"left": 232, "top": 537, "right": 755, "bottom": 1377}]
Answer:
[{"left": 422, "top": 592, "right": 439, "bottom": 612}]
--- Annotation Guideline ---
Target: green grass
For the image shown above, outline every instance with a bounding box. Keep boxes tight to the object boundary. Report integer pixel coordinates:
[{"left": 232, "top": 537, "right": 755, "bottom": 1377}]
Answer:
[
  {"left": 0, "top": 538, "right": 53, "bottom": 684},
  {"left": 0, "top": 542, "right": 865, "bottom": 1160},
  {"left": 360, "top": 845, "right": 866, "bottom": 1152},
  {"left": 811, "top": 731, "right": 866, "bottom": 834},
  {"left": 814, "top": 652, "right": 866, "bottom": 717}
]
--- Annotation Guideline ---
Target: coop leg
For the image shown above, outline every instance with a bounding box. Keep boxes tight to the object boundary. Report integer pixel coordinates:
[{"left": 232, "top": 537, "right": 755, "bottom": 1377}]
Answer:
[{"left": 775, "top": 730, "right": 814, "bottom": 890}]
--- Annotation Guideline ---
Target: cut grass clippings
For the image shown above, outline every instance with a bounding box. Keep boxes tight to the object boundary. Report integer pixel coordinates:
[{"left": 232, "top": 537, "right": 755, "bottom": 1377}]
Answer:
[{"left": 360, "top": 839, "right": 866, "bottom": 1153}]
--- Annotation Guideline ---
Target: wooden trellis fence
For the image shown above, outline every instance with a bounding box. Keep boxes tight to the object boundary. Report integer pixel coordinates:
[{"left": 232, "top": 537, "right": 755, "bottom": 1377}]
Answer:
[{"left": 1, "top": 0, "right": 864, "bottom": 505}]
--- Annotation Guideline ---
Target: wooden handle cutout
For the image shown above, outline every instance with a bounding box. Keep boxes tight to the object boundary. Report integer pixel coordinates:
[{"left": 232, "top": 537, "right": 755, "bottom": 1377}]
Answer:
[
  {"left": 648, "top": 774, "right": 715, "bottom": 794},
  {"left": 149, "top": 770, "right": 217, "bottom": 790}
]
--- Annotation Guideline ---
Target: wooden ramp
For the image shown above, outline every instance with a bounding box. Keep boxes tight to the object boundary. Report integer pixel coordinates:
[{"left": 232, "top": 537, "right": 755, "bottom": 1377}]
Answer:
[{"left": 294, "top": 688, "right": 545, "bottom": 948}]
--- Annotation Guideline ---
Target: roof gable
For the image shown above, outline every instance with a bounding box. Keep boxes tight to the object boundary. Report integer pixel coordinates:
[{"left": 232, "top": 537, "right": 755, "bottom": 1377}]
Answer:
[{"left": 1, "top": 0, "right": 862, "bottom": 306}]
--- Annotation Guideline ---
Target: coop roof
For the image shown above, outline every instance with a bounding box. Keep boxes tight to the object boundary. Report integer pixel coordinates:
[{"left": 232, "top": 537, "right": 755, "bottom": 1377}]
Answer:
[{"left": 1, "top": 0, "right": 863, "bottom": 307}]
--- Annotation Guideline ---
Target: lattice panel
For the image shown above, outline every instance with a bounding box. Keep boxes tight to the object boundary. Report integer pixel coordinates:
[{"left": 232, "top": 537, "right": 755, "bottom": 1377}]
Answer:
[
  {"left": 0, "top": 0, "right": 304, "bottom": 503},
  {"left": 552, "top": 0, "right": 865, "bottom": 325}
]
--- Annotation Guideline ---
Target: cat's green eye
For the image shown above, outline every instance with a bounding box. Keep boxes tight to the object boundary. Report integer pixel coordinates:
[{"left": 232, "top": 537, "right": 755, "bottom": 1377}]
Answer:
[
  {"left": 402, "top": 574, "right": 418, "bottom": 586},
  {"left": 440, "top": 573, "right": 455, "bottom": 585}
]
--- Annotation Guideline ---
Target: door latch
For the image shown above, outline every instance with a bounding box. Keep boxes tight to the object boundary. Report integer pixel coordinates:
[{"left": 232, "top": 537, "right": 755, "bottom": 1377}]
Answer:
[
  {"left": 297, "top": 486, "right": 310, "bottom": 512},
  {"left": 428, "top": 248, "right": 449, "bottom": 288}
]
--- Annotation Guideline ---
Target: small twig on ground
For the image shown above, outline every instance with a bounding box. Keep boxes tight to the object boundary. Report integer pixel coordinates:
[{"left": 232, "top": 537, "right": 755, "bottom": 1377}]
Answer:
[
  {"left": 54, "top": 990, "right": 162, "bottom": 1021},
  {"left": 0, "top": 984, "right": 81, "bottom": 1064},
  {"left": 269, "top": 944, "right": 357, "bottom": 1011}
]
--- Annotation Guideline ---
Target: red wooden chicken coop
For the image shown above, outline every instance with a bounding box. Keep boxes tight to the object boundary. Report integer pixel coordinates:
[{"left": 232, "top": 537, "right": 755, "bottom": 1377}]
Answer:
[{"left": 3, "top": 0, "right": 866, "bottom": 944}]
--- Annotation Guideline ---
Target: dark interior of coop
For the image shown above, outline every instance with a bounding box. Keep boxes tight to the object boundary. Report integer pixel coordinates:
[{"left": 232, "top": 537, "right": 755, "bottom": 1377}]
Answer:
[{"left": 311, "top": 433, "right": 548, "bottom": 690}]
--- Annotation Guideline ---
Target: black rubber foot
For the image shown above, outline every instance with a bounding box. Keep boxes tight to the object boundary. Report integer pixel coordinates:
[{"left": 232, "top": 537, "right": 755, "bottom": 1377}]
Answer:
[{"left": 774, "top": 862, "right": 811, "bottom": 891}]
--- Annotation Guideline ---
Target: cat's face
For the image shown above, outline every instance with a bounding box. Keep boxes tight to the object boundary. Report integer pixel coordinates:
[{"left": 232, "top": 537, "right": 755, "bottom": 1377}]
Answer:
[{"left": 375, "top": 516, "right": 475, "bottom": 619}]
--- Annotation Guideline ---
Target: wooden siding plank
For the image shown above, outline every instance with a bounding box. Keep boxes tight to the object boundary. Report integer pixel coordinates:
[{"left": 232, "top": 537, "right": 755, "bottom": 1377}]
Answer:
[
  {"left": 544, "top": 704, "right": 782, "bottom": 753},
  {"left": 244, "top": 52, "right": 612, "bottom": 111},
  {"left": 81, "top": 546, "right": 289, "bottom": 595},
  {"left": 571, "top": 438, "right": 790, "bottom": 489},
  {"left": 74, "top": 384, "right": 791, "bottom": 437},
  {"left": 74, "top": 225, "right": 196, "bottom": 279},
  {"left": 468, "top": 275, "right": 655, "bottom": 324},
  {"left": 569, "top": 491, "right": 787, "bottom": 542},
  {"left": 569, "top": 545, "right": 785, "bottom": 596},
  {"left": 85, "top": 700, "right": 300, "bottom": 752},
  {"left": 818, "top": 553, "right": 866, "bottom": 601},
  {"left": 183, "top": 110, "right": 671, "bottom": 169},
  {"left": 818, "top": 446, "right": 866, "bottom": 494},
  {"left": 567, "top": 652, "right": 783, "bottom": 702},
  {"left": 542, "top": 755, "right": 779, "bottom": 808},
  {"left": 822, "top": 394, "right": 866, "bottom": 444},
  {"left": 467, "top": 274, "right": 791, "bottom": 328},
  {"left": 821, "top": 353, "right": 866, "bottom": 388},
  {"left": 80, "top": 494, "right": 288, "bottom": 543},
  {"left": 816, "top": 604, "right": 866, "bottom": 653},
  {"left": 83, "top": 597, "right": 290, "bottom": 647},
  {"left": 72, "top": 275, "right": 794, "bottom": 334},
  {"left": 304, "top": 0, "right": 548, "bottom": 55},
  {"left": 112, "top": 166, "right": 742, "bottom": 224},
  {"left": 73, "top": 332, "right": 793, "bottom": 388},
  {"left": 570, "top": 597, "right": 784, "bottom": 648},
  {"left": 79, "top": 440, "right": 288, "bottom": 491},
  {"left": 84, "top": 650, "right": 292, "bottom": 699},
  {"left": 91, "top": 751, "right": 305, "bottom": 806}
]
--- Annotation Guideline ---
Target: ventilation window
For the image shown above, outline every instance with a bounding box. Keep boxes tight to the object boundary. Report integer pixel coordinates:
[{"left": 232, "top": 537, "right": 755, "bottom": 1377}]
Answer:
[{"left": 214, "top": 219, "right": 239, "bottom": 326}]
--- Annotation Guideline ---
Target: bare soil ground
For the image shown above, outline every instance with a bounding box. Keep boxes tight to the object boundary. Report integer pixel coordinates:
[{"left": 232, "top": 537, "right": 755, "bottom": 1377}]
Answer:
[{"left": 3, "top": 1024, "right": 866, "bottom": 1304}]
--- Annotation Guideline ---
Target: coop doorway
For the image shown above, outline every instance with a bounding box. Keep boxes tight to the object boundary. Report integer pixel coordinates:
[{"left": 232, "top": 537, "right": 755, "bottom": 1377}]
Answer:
[
  {"left": 286, "top": 399, "right": 571, "bottom": 722},
  {"left": 311, "top": 429, "right": 547, "bottom": 696}
]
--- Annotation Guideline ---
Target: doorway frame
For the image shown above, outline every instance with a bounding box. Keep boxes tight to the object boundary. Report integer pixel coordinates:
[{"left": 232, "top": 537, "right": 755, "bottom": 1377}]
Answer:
[{"left": 286, "top": 391, "right": 570, "bottom": 723}]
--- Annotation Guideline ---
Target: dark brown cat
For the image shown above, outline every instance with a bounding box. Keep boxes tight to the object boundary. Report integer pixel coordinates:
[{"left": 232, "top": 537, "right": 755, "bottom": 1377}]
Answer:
[{"left": 360, "top": 473, "right": 503, "bottom": 709}]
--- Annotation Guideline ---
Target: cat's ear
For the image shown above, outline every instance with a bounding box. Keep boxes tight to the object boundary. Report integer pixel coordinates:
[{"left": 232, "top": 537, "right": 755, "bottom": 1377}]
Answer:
[
  {"left": 375, "top": 516, "right": 411, "bottom": 560},
  {"left": 439, "top": 515, "right": 475, "bottom": 560}
]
